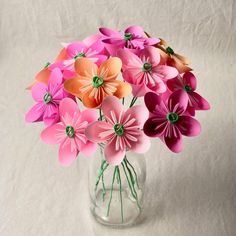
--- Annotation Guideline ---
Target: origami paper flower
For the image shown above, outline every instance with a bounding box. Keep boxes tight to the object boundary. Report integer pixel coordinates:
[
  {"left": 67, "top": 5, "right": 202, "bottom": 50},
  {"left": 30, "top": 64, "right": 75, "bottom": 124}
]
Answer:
[
  {"left": 117, "top": 46, "right": 178, "bottom": 97},
  {"left": 99, "top": 26, "right": 160, "bottom": 55},
  {"left": 167, "top": 72, "right": 210, "bottom": 115},
  {"left": 41, "top": 98, "right": 97, "bottom": 166},
  {"left": 64, "top": 57, "right": 132, "bottom": 108},
  {"left": 144, "top": 90, "right": 201, "bottom": 153},
  {"left": 25, "top": 68, "right": 71, "bottom": 126},
  {"left": 85, "top": 96, "right": 150, "bottom": 165},
  {"left": 156, "top": 39, "right": 192, "bottom": 74}
]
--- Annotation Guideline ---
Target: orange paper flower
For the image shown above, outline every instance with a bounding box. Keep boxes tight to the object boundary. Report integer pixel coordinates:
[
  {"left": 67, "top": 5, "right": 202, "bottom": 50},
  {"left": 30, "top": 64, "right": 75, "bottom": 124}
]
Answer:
[{"left": 64, "top": 57, "right": 131, "bottom": 108}]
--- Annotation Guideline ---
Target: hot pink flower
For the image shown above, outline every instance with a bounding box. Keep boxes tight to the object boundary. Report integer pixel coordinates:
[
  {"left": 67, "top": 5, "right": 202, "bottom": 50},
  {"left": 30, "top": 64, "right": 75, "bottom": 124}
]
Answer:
[
  {"left": 41, "top": 98, "right": 97, "bottom": 166},
  {"left": 118, "top": 46, "right": 178, "bottom": 97},
  {"left": 85, "top": 96, "right": 150, "bottom": 165},
  {"left": 144, "top": 90, "right": 201, "bottom": 153},
  {"left": 25, "top": 68, "right": 71, "bottom": 126},
  {"left": 167, "top": 72, "right": 210, "bottom": 115}
]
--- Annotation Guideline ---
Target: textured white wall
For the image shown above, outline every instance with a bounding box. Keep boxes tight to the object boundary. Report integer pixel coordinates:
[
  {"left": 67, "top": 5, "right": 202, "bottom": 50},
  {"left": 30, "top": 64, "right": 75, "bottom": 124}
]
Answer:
[{"left": 0, "top": 0, "right": 235, "bottom": 235}]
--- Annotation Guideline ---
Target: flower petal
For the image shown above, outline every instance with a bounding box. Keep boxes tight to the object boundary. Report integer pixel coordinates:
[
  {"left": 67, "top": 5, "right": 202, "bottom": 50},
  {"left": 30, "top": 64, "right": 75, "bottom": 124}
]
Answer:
[
  {"left": 143, "top": 117, "right": 168, "bottom": 137},
  {"left": 164, "top": 128, "right": 183, "bottom": 153},
  {"left": 74, "top": 58, "right": 98, "bottom": 77},
  {"left": 125, "top": 25, "right": 144, "bottom": 36},
  {"left": 64, "top": 78, "right": 88, "bottom": 98},
  {"left": 48, "top": 68, "right": 63, "bottom": 88},
  {"left": 31, "top": 83, "right": 47, "bottom": 102},
  {"left": 113, "top": 80, "right": 132, "bottom": 98},
  {"left": 129, "top": 132, "right": 150, "bottom": 153},
  {"left": 177, "top": 116, "right": 201, "bottom": 137},
  {"left": 80, "top": 141, "right": 97, "bottom": 156},
  {"left": 168, "top": 90, "right": 188, "bottom": 114},
  {"left": 59, "top": 97, "right": 79, "bottom": 118},
  {"left": 80, "top": 109, "right": 97, "bottom": 123},
  {"left": 99, "top": 27, "right": 122, "bottom": 37},
  {"left": 144, "top": 92, "right": 162, "bottom": 113},
  {"left": 66, "top": 42, "right": 86, "bottom": 58},
  {"left": 25, "top": 102, "right": 45, "bottom": 123},
  {"left": 183, "top": 72, "right": 197, "bottom": 91},
  {"left": 35, "top": 68, "right": 51, "bottom": 84},
  {"left": 139, "top": 46, "right": 160, "bottom": 66},
  {"left": 189, "top": 92, "right": 210, "bottom": 110},
  {"left": 41, "top": 123, "right": 65, "bottom": 144},
  {"left": 55, "top": 48, "right": 68, "bottom": 61},
  {"left": 167, "top": 76, "right": 184, "bottom": 92},
  {"left": 152, "top": 65, "right": 178, "bottom": 80}
]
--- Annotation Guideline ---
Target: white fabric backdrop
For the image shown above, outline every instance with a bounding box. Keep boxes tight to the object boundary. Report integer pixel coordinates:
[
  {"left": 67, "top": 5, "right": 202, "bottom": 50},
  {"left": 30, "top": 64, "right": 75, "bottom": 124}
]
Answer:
[{"left": 0, "top": 0, "right": 235, "bottom": 235}]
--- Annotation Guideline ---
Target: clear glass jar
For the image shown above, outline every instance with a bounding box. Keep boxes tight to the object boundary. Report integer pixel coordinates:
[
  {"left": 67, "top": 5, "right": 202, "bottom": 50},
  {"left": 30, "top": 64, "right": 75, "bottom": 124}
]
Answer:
[{"left": 89, "top": 147, "right": 146, "bottom": 227}]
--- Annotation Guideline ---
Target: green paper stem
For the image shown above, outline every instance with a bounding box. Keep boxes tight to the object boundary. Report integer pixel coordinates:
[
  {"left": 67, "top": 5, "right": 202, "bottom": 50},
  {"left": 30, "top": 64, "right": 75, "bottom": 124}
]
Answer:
[
  {"left": 95, "top": 160, "right": 109, "bottom": 192},
  {"left": 125, "top": 157, "right": 140, "bottom": 189},
  {"left": 129, "top": 96, "right": 138, "bottom": 107},
  {"left": 116, "top": 166, "right": 124, "bottom": 222}
]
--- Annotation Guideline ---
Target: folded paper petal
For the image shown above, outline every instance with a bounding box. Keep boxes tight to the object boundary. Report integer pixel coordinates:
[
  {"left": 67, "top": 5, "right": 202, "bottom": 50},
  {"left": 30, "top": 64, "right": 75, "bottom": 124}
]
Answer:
[
  {"left": 113, "top": 81, "right": 132, "bottom": 99},
  {"left": 189, "top": 92, "right": 210, "bottom": 110},
  {"left": 139, "top": 46, "right": 160, "bottom": 66},
  {"left": 144, "top": 92, "right": 162, "bottom": 113},
  {"left": 59, "top": 97, "right": 78, "bottom": 119},
  {"left": 164, "top": 128, "right": 183, "bottom": 153},
  {"left": 144, "top": 117, "right": 168, "bottom": 137},
  {"left": 177, "top": 116, "right": 201, "bottom": 137},
  {"left": 25, "top": 102, "right": 45, "bottom": 123},
  {"left": 59, "top": 139, "right": 78, "bottom": 166},
  {"left": 183, "top": 72, "right": 197, "bottom": 91},
  {"left": 75, "top": 58, "right": 98, "bottom": 77},
  {"left": 41, "top": 123, "right": 65, "bottom": 144},
  {"left": 129, "top": 132, "right": 151, "bottom": 153},
  {"left": 80, "top": 141, "right": 97, "bottom": 156},
  {"left": 99, "top": 27, "right": 122, "bottom": 37},
  {"left": 168, "top": 90, "right": 188, "bottom": 114},
  {"left": 31, "top": 83, "right": 47, "bottom": 102}
]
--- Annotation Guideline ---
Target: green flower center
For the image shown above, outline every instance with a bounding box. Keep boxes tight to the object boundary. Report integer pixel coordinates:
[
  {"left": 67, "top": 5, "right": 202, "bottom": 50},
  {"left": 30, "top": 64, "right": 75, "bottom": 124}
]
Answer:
[
  {"left": 166, "top": 46, "right": 174, "bottom": 55},
  {"left": 114, "top": 123, "right": 124, "bottom": 136},
  {"left": 92, "top": 76, "right": 104, "bottom": 88},
  {"left": 142, "top": 62, "right": 152, "bottom": 72},
  {"left": 44, "top": 62, "right": 50, "bottom": 69},
  {"left": 66, "top": 126, "right": 75, "bottom": 138},
  {"left": 74, "top": 52, "right": 85, "bottom": 60},
  {"left": 166, "top": 112, "right": 179, "bottom": 123},
  {"left": 124, "top": 32, "right": 132, "bottom": 41},
  {"left": 43, "top": 92, "right": 52, "bottom": 104},
  {"left": 184, "top": 85, "right": 192, "bottom": 92}
]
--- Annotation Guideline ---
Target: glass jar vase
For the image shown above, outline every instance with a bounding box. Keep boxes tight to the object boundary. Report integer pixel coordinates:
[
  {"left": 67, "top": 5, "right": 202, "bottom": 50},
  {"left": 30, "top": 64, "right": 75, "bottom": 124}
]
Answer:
[{"left": 89, "top": 147, "right": 146, "bottom": 227}]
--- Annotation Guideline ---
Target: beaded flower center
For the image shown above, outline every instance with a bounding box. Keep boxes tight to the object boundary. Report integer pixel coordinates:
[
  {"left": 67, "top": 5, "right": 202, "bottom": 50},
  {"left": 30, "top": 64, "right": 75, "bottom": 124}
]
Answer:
[
  {"left": 184, "top": 85, "right": 192, "bottom": 92},
  {"left": 92, "top": 76, "right": 104, "bottom": 88},
  {"left": 124, "top": 32, "right": 132, "bottom": 41},
  {"left": 43, "top": 92, "right": 52, "bottom": 104},
  {"left": 66, "top": 125, "right": 75, "bottom": 138},
  {"left": 167, "top": 112, "right": 179, "bottom": 123},
  {"left": 74, "top": 52, "right": 85, "bottom": 60},
  {"left": 166, "top": 46, "right": 174, "bottom": 55},
  {"left": 114, "top": 123, "right": 124, "bottom": 136},
  {"left": 142, "top": 62, "right": 152, "bottom": 72}
]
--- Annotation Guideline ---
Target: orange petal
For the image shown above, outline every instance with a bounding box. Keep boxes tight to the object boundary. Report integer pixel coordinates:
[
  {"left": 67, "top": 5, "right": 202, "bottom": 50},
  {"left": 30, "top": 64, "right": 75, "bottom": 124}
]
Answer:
[
  {"left": 75, "top": 58, "right": 98, "bottom": 77},
  {"left": 64, "top": 78, "right": 87, "bottom": 98},
  {"left": 113, "top": 81, "right": 132, "bottom": 99},
  {"left": 167, "top": 57, "right": 192, "bottom": 74},
  {"left": 35, "top": 68, "right": 51, "bottom": 84},
  {"left": 157, "top": 48, "right": 169, "bottom": 65},
  {"left": 98, "top": 57, "right": 122, "bottom": 79},
  {"left": 25, "top": 80, "right": 37, "bottom": 90},
  {"left": 55, "top": 48, "right": 68, "bottom": 61},
  {"left": 82, "top": 89, "right": 102, "bottom": 108},
  {"left": 174, "top": 53, "right": 191, "bottom": 65}
]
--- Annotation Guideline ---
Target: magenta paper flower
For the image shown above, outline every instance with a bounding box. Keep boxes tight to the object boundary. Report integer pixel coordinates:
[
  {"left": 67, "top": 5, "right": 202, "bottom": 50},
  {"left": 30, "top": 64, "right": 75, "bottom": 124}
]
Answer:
[
  {"left": 118, "top": 46, "right": 178, "bottom": 97},
  {"left": 167, "top": 72, "right": 210, "bottom": 115},
  {"left": 143, "top": 90, "right": 201, "bottom": 153},
  {"left": 99, "top": 26, "right": 160, "bottom": 55},
  {"left": 41, "top": 98, "right": 97, "bottom": 166},
  {"left": 85, "top": 96, "right": 150, "bottom": 165},
  {"left": 25, "top": 68, "right": 71, "bottom": 126}
]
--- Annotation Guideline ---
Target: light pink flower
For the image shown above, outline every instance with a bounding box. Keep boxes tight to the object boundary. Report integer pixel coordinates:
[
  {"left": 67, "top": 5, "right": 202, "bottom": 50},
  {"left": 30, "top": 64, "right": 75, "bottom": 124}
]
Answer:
[
  {"left": 25, "top": 68, "right": 72, "bottom": 126},
  {"left": 85, "top": 96, "right": 150, "bottom": 165},
  {"left": 41, "top": 98, "right": 97, "bottom": 166},
  {"left": 117, "top": 46, "right": 178, "bottom": 97}
]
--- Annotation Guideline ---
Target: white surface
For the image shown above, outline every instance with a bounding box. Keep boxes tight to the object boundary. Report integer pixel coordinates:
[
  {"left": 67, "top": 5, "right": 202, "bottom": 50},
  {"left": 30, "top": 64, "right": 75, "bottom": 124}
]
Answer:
[{"left": 0, "top": 0, "right": 236, "bottom": 235}]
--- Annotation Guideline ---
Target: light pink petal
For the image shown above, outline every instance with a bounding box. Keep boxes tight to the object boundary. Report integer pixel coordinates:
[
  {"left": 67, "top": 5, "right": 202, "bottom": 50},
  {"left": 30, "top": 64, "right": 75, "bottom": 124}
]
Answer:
[
  {"left": 66, "top": 42, "right": 86, "bottom": 58},
  {"left": 59, "top": 139, "right": 78, "bottom": 166},
  {"left": 167, "top": 76, "right": 184, "bottom": 92},
  {"left": 149, "top": 80, "right": 167, "bottom": 94},
  {"left": 125, "top": 26, "right": 144, "bottom": 36},
  {"left": 129, "top": 132, "right": 150, "bottom": 153},
  {"left": 139, "top": 46, "right": 160, "bottom": 65},
  {"left": 104, "top": 138, "right": 125, "bottom": 165},
  {"left": 152, "top": 65, "right": 178, "bottom": 80},
  {"left": 31, "top": 83, "right": 48, "bottom": 102},
  {"left": 144, "top": 38, "right": 160, "bottom": 45},
  {"left": 83, "top": 34, "right": 103, "bottom": 47},
  {"left": 164, "top": 128, "right": 183, "bottom": 153},
  {"left": 85, "top": 121, "right": 113, "bottom": 142},
  {"left": 101, "top": 96, "right": 124, "bottom": 124},
  {"left": 104, "top": 44, "right": 121, "bottom": 57},
  {"left": 25, "top": 102, "right": 45, "bottom": 123},
  {"left": 177, "top": 116, "right": 201, "bottom": 137},
  {"left": 59, "top": 98, "right": 78, "bottom": 118},
  {"left": 124, "top": 105, "right": 149, "bottom": 127},
  {"left": 168, "top": 90, "right": 188, "bottom": 115},
  {"left": 41, "top": 123, "right": 65, "bottom": 144},
  {"left": 80, "top": 141, "right": 97, "bottom": 156},
  {"left": 183, "top": 72, "right": 197, "bottom": 91},
  {"left": 48, "top": 68, "right": 63, "bottom": 88},
  {"left": 189, "top": 92, "right": 210, "bottom": 110},
  {"left": 80, "top": 109, "right": 97, "bottom": 124},
  {"left": 99, "top": 27, "right": 122, "bottom": 37},
  {"left": 130, "top": 83, "right": 151, "bottom": 97}
]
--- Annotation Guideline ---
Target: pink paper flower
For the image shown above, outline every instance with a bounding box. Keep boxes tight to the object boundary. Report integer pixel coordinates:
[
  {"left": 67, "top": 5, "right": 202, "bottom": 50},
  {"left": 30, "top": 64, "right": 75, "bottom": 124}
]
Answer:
[
  {"left": 118, "top": 46, "right": 178, "bottom": 97},
  {"left": 167, "top": 72, "right": 210, "bottom": 115},
  {"left": 99, "top": 26, "right": 160, "bottom": 55},
  {"left": 143, "top": 90, "right": 201, "bottom": 153},
  {"left": 25, "top": 68, "right": 72, "bottom": 126},
  {"left": 41, "top": 98, "right": 97, "bottom": 166},
  {"left": 85, "top": 96, "right": 150, "bottom": 165}
]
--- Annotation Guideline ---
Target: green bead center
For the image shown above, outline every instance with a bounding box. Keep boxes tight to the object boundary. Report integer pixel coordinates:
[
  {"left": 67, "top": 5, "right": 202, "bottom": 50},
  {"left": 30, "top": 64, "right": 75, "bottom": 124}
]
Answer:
[
  {"left": 44, "top": 62, "right": 50, "bottom": 68},
  {"left": 92, "top": 76, "right": 104, "bottom": 88},
  {"left": 166, "top": 112, "right": 179, "bottom": 123},
  {"left": 142, "top": 62, "right": 152, "bottom": 72},
  {"left": 66, "top": 126, "right": 75, "bottom": 138},
  {"left": 114, "top": 123, "right": 124, "bottom": 136},
  {"left": 43, "top": 92, "right": 52, "bottom": 104},
  {"left": 166, "top": 46, "right": 174, "bottom": 55},
  {"left": 124, "top": 32, "right": 132, "bottom": 41},
  {"left": 184, "top": 85, "right": 192, "bottom": 92},
  {"left": 74, "top": 52, "right": 85, "bottom": 60}
]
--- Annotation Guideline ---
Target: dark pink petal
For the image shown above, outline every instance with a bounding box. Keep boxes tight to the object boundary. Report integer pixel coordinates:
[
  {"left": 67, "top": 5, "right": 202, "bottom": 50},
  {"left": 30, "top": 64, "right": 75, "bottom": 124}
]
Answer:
[
  {"left": 63, "top": 70, "right": 76, "bottom": 79},
  {"left": 139, "top": 46, "right": 160, "bottom": 66},
  {"left": 189, "top": 92, "right": 210, "bottom": 110},
  {"left": 177, "top": 116, "right": 201, "bottom": 137},
  {"left": 99, "top": 27, "right": 122, "bottom": 37},
  {"left": 167, "top": 76, "right": 184, "bottom": 92},
  {"left": 59, "top": 98, "right": 79, "bottom": 118},
  {"left": 164, "top": 128, "right": 183, "bottom": 153},
  {"left": 58, "top": 139, "right": 78, "bottom": 166},
  {"left": 168, "top": 90, "right": 188, "bottom": 115},
  {"left": 102, "top": 38, "right": 125, "bottom": 47},
  {"left": 95, "top": 55, "right": 108, "bottom": 66},
  {"left": 41, "top": 123, "right": 65, "bottom": 144},
  {"left": 183, "top": 72, "right": 197, "bottom": 91},
  {"left": 129, "top": 132, "right": 151, "bottom": 153},
  {"left": 25, "top": 102, "right": 45, "bottom": 123},
  {"left": 144, "top": 92, "right": 162, "bottom": 113},
  {"left": 104, "top": 137, "right": 125, "bottom": 165},
  {"left": 80, "top": 141, "right": 97, "bottom": 156},
  {"left": 144, "top": 38, "right": 160, "bottom": 45},
  {"left": 43, "top": 103, "right": 59, "bottom": 126},
  {"left": 66, "top": 42, "right": 85, "bottom": 58},
  {"left": 31, "top": 83, "right": 47, "bottom": 102},
  {"left": 125, "top": 26, "right": 144, "bottom": 36},
  {"left": 152, "top": 65, "right": 178, "bottom": 80},
  {"left": 143, "top": 117, "right": 168, "bottom": 137},
  {"left": 89, "top": 39, "right": 105, "bottom": 54}
]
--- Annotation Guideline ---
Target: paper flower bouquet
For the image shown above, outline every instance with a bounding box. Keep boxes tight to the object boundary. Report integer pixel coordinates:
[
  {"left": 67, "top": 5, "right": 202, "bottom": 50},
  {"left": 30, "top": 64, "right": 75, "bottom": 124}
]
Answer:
[{"left": 25, "top": 26, "right": 210, "bottom": 225}]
